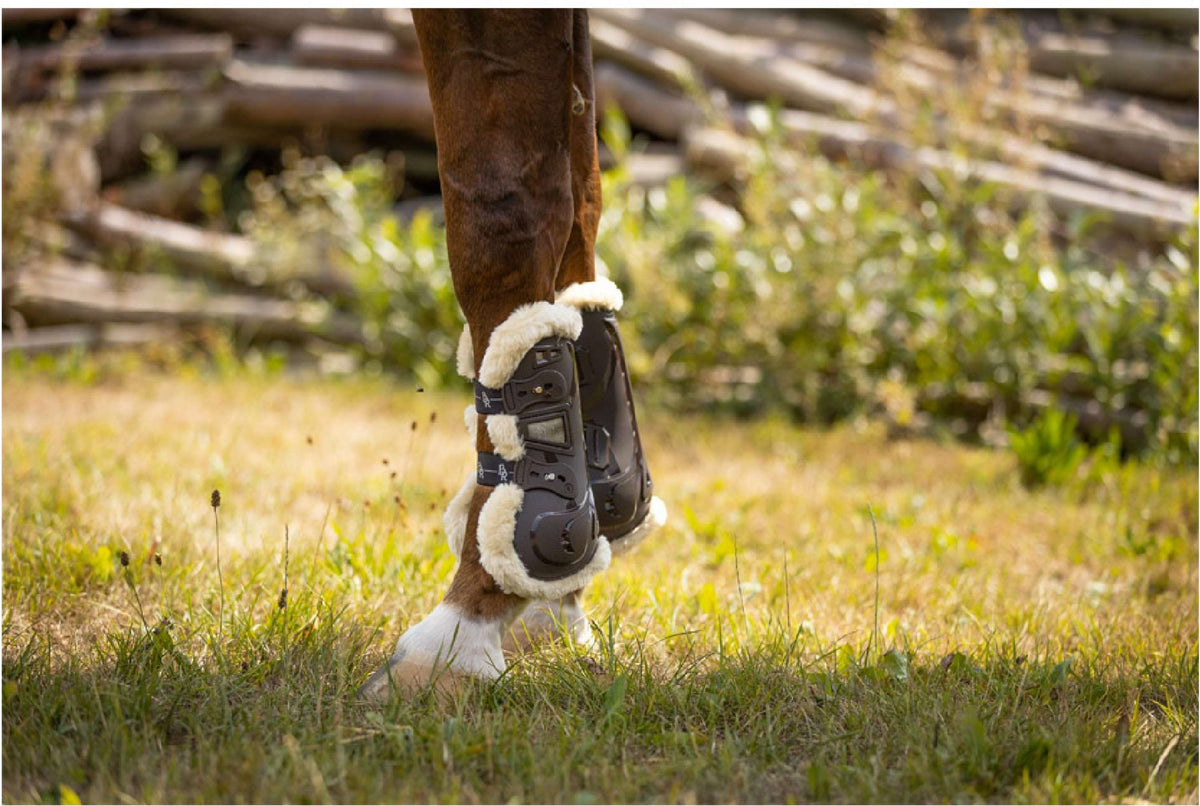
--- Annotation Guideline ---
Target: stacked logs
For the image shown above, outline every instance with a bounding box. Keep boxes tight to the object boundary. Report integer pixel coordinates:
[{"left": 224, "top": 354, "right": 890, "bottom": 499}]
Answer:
[{"left": 2, "top": 8, "right": 1197, "bottom": 355}]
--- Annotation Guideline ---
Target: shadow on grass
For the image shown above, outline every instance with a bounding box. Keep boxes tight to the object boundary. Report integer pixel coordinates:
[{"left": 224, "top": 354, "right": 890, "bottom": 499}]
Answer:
[{"left": 3, "top": 617, "right": 1196, "bottom": 804}]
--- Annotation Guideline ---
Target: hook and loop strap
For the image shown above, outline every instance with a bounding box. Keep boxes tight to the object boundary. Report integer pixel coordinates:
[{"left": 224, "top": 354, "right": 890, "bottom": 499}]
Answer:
[
  {"left": 477, "top": 451, "right": 516, "bottom": 486},
  {"left": 474, "top": 382, "right": 506, "bottom": 415}
]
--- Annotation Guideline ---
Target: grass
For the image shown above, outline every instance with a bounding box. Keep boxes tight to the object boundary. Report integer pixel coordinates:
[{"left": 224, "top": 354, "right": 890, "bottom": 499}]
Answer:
[{"left": 3, "top": 358, "right": 1196, "bottom": 803}]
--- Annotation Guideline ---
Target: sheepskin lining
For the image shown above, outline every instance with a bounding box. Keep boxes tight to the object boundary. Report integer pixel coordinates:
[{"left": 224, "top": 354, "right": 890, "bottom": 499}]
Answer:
[
  {"left": 476, "top": 302, "right": 582, "bottom": 390},
  {"left": 456, "top": 325, "right": 475, "bottom": 380},
  {"left": 476, "top": 484, "right": 612, "bottom": 600},
  {"left": 442, "top": 473, "right": 476, "bottom": 557},
  {"left": 556, "top": 277, "right": 624, "bottom": 312}
]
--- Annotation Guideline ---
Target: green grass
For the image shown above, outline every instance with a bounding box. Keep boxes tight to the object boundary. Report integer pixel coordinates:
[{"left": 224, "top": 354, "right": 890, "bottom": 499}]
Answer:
[{"left": 3, "top": 360, "right": 1196, "bottom": 803}]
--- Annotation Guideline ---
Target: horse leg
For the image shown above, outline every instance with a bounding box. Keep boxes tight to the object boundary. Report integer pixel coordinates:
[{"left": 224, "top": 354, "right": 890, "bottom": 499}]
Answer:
[
  {"left": 502, "top": 11, "right": 667, "bottom": 655},
  {"left": 361, "top": 10, "right": 609, "bottom": 698}
]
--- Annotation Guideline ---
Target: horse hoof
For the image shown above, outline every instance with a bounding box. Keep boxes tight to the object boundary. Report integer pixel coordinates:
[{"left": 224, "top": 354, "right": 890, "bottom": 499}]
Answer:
[
  {"left": 501, "top": 597, "right": 594, "bottom": 655},
  {"left": 357, "top": 651, "right": 469, "bottom": 702}
]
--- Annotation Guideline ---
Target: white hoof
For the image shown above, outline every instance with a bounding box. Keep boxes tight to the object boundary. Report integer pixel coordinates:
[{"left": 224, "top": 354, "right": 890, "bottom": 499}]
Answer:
[{"left": 359, "top": 603, "right": 505, "bottom": 700}]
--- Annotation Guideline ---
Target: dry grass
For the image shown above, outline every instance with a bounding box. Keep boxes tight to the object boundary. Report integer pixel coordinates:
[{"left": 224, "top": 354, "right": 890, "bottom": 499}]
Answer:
[{"left": 3, "top": 360, "right": 1196, "bottom": 803}]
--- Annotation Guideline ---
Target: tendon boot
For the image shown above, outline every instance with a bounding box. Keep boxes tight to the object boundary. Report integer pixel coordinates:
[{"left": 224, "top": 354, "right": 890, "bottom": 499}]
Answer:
[
  {"left": 444, "top": 302, "right": 610, "bottom": 600},
  {"left": 557, "top": 278, "right": 667, "bottom": 554}
]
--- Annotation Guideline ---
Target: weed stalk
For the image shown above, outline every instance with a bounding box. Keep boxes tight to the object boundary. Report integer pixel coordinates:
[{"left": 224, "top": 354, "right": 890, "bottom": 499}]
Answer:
[
  {"left": 211, "top": 489, "right": 225, "bottom": 652},
  {"left": 867, "top": 503, "right": 881, "bottom": 664},
  {"left": 281, "top": 523, "right": 290, "bottom": 683},
  {"left": 121, "top": 550, "right": 149, "bottom": 633}
]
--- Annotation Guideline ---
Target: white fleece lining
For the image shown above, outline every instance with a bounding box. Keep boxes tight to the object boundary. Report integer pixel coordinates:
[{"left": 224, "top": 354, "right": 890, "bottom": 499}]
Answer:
[
  {"left": 609, "top": 495, "right": 668, "bottom": 556},
  {"left": 486, "top": 414, "right": 525, "bottom": 462},
  {"left": 476, "top": 483, "right": 612, "bottom": 600},
  {"left": 463, "top": 403, "right": 477, "bottom": 439},
  {"left": 556, "top": 277, "right": 624, "bottom": 312},
  {"left": 443, "top": 473, "right": 476, "bottom": 557},
  {"left": 457, "top": 325, "right": 475, "bottom": 380},
  {"left": 466, "top": 407, "right": 523, "bottom": 462},
  {"left": 477, "top": 302, "right": 582, "bottom": 390}
]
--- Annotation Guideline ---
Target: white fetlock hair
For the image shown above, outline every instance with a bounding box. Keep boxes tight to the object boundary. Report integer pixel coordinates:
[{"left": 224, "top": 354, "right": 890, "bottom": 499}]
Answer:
[{"left": 556, "top": 277, "right": 624, "bottom": 312}]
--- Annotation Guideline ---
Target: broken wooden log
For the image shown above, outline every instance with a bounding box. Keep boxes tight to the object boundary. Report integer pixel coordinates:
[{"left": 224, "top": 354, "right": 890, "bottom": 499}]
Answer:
[
  {"left": 682, "top": 128, "right": 754, "bottom": 183},
  {"left": 873, "top": 53, "right": 1197, "bottom": 179},
  {"left": 71, "top": 70, "right": 216, "bottom": 104},
  {"left": 222, "top": 58, "right": 435, "bottom": 139},
  {"left": 101, "top": 158, "right": 210, "bottom": 221},
  {"left": 626, "top": 9, "right": 1196, "bottom": 182},
  {"left": 1012, "top": 91, "right": 1197, "bottom": 180},
  {"left": 596, "top": 59, "right": 1195, "bottom": 213},
  {"left": 765, "top": 11, "right": 1197, "bottom": 136},
  {"left": 12, "top": 34, "right": 233, "bottom": 76},
  {"left": 8, "top": 260, "right": 363, "bottom": 345},
  {"left": 2, "top": 322, "right": 180, "bottom": 354},
  {"left": 688, "top": 115, "right": 1194, "bottom": 244},
  {"left": 660, "top": 9, "right": 873, "bottom": 54},
  {"left": 932, "top": 11, "right": 1199, "bottom": 101},
  {"left": 913, "top": 148, "right": 1195, "bottom": 244},
  {"left": 623, "top": 149, "right": 689, "bottom": 189},
  {"left": 960, "top": 125, "right": 1197, "bottom": 208},
  {"left": 594, "top": 61, "right": 700, "bottom": 141},
  {"left": 589, "top": 18, "right": 697, "bottom": 91},
  {"left": 1096, "top": 9, "right": 1199, "bottom": 34},
  {"left": 1023, "top": 21, "right": 1198, "bottom": 101},
  {"left": 97, "top": 93, "right": 227, "bottom": 181},
  {"left": 160, "top": 9, "right": 415, "bottom": 45},
  {"left": 62, "top": 203, "right": 356, "bottom": 298},
  {"left": 65, "top": 201, "right": 252, "bottom": 275},
  {"left": 593, "top": 9, "right": 896, "bottom": 122},
  {"left": 1, "top": 8, "right": 82, "bottom": 25},
  {"left": 292, "top": 24, "right": 422, "bottom": 72}
]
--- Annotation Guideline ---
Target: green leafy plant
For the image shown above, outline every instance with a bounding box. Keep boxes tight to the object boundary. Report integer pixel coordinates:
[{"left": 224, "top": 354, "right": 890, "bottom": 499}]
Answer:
[
  {"left": 1009, "top": 408, "right": 1088, "bottom": 488},
  {"left": 237, "top": 150, "right": 463, "bottom": 386},
  {"left": 595, "top": 106, "right": 1198, "bottom": 463}
]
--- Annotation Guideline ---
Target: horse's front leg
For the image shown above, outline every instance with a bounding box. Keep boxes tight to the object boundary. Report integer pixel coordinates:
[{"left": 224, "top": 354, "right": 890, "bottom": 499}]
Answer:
[
  {"left": 362, "top": 10, "right": 607, "bottom": 698},
  {"left": 501, "top": 11, "right": 667, "bottom": 657}
]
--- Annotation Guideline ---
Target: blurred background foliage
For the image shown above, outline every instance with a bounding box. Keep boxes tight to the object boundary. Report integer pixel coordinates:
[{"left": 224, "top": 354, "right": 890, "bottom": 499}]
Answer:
[
  {"left": 224, "top": 113, "right": 1198, "bottom": 467},
  {"left": 3, "top": 8, "right": 1197, "bottom": 474}
]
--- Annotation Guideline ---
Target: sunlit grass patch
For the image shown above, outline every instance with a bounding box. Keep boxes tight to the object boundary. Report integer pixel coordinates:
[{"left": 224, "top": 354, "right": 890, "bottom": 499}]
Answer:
[{"left": 3, "top": 367, "right": 1196, "bottom": 803}]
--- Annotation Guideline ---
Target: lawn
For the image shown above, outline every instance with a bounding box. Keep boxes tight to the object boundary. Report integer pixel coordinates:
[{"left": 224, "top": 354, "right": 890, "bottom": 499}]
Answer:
[{"left": 3, "top": 361, "right": 1196, "bottom": 803}]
